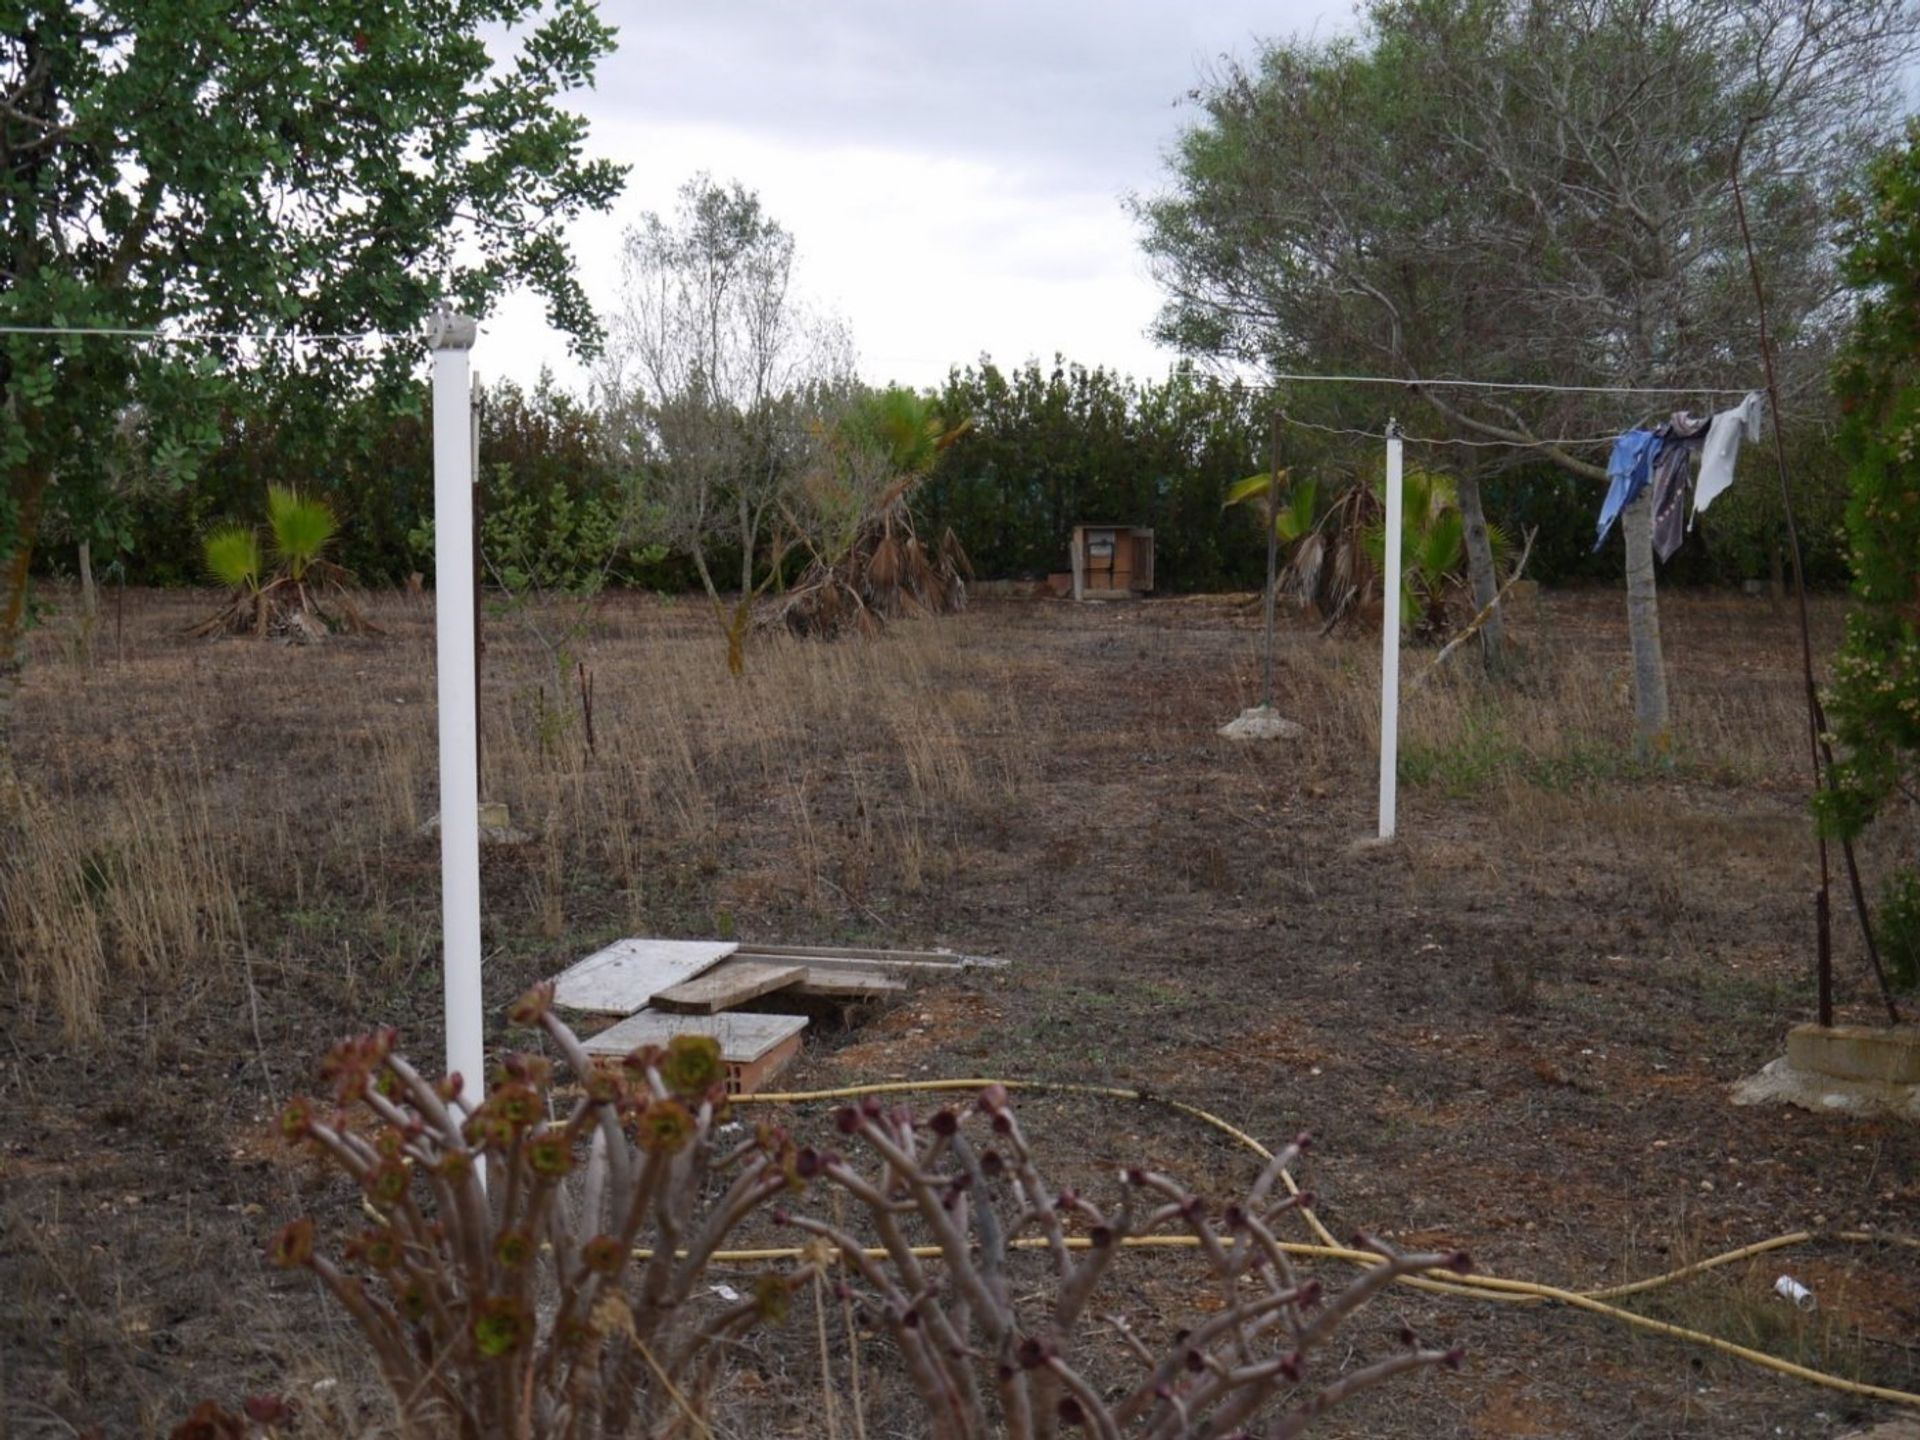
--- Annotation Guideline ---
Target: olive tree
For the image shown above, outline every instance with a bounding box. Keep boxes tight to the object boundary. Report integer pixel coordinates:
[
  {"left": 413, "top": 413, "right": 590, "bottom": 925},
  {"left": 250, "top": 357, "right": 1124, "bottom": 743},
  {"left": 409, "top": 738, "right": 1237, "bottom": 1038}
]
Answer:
[{"left": 598, "top": 175, "right": 854, "bottom": 672}]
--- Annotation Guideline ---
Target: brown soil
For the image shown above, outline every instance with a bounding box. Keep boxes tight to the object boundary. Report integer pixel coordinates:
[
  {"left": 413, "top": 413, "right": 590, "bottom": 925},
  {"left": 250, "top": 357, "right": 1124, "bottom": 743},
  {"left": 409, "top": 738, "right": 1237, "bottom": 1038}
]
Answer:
[{"left": 2, "top": 584, "right": 1916, "bottom": 1437}]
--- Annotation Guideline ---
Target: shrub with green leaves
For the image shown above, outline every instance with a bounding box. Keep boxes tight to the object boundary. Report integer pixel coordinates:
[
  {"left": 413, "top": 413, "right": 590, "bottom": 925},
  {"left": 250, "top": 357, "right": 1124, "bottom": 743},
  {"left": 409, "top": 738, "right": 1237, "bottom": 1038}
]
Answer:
[
  {"left": 1820, "top": 122, "right": 1920, "bottom": 977},
  {"left": 268, "top": 993, "right": 1463, "bottom": 1439},
  {"left": 407, "top": 464, "right": 652, "bottom": 599}
]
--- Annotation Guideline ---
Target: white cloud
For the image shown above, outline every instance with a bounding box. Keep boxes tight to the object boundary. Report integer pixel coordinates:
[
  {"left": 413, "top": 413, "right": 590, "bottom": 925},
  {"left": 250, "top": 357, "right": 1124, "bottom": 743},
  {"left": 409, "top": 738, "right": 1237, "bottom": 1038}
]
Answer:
[{"left": 479, "top": 0, "right": 1352, "bottom": 394}]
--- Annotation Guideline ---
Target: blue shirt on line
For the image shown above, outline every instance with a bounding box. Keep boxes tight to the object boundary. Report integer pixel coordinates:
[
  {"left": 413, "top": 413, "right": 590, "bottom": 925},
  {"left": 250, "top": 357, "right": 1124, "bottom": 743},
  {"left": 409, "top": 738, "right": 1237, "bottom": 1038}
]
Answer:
[{"left": 1594, "top": 429, "right": 1662, "bottom": 551}]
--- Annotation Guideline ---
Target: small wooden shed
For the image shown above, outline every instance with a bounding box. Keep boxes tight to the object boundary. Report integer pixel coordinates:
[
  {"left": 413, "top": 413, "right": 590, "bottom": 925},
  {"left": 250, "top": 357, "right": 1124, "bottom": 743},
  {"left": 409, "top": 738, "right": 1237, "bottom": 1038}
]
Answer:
[{"left": 1068, "top": 525, "right": 1155, "bottom": 600}]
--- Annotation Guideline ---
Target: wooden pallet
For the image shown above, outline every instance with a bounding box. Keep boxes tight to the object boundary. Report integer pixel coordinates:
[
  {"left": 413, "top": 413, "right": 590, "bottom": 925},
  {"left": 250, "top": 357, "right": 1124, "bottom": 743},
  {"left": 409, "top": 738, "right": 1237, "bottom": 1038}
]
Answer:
[{"left": 783, "top": 967, "right": 908, "bottom": 1000}]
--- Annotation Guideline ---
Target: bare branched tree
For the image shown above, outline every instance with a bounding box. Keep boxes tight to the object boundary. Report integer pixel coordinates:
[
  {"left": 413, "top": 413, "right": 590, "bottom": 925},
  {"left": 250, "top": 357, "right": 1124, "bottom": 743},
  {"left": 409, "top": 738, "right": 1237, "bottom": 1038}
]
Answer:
[
  {"left": 599, "top": 174, "right": 855, "bottom": 671},
  {"left": 1138, "top": 0, "right": 1920, "bottom": 748}
]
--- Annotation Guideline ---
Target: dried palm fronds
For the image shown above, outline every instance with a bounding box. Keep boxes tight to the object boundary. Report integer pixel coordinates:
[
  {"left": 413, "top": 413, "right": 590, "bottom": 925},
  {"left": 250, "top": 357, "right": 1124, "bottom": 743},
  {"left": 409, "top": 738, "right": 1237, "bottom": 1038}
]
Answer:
[
  {"left": 188, "top": 561, "right": 380, "bottom": 642},
  {"left": 1281, "top": 470, "right": 1494, "bottom": 642},
  {"left": 767, "top": 472, "right": 972, "bottom": 639}
]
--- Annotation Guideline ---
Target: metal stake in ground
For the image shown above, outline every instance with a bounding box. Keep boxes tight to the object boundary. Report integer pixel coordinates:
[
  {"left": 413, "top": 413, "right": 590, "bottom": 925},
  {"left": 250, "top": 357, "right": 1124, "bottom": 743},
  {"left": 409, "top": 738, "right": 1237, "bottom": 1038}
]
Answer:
[
  {"left": 1220, "top": 409, "right": 1304, "bottom": 743},
  {"left": 428, "top": 307, "right": 486, "bottom": 1144}
]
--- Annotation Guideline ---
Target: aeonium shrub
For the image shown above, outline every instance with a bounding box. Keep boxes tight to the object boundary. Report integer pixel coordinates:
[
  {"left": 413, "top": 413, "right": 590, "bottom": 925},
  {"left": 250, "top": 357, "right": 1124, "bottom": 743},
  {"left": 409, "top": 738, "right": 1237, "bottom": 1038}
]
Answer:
[{"left": 267, "top": 987, "right": 1465, "bottom": 1439}]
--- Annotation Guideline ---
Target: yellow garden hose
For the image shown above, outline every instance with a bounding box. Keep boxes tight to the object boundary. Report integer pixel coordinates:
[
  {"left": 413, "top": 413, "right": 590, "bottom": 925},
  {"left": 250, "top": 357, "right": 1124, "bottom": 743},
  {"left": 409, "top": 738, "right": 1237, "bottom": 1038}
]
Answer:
[{"left": 720, "top": 1076, "right": 1920, "bottom": 1408}]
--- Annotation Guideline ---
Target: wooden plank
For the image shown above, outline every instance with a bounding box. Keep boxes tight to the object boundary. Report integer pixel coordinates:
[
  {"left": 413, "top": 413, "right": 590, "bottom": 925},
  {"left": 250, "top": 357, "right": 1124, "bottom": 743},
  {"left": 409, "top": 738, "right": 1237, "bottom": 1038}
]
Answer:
[
  {"left": 732, "top": 944, "right": 1006, "bottom": 971},
  {"left": 787, "top": 968, "right": 908, "bottom": 1000},
  {"left": 581, "top": 1009, "right": 806, "bottom": 1062},
  {"left": 552, "top": 938, "right": 738, "bottom": 1013},
  {"left": 652, "top": 961, "right": 806, "bottom": 1014}
]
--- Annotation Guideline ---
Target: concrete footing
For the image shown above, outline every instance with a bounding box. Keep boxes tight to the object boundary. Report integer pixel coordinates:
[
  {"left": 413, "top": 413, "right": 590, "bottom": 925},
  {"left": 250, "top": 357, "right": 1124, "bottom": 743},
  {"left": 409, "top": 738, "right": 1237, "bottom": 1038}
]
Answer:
[
  {"left": 1732, "top": 1024, "right": 1920, "bottom": 1121},
  {"left": 1787, "top": 1022, "right": 1920, "bottom": 1085}
]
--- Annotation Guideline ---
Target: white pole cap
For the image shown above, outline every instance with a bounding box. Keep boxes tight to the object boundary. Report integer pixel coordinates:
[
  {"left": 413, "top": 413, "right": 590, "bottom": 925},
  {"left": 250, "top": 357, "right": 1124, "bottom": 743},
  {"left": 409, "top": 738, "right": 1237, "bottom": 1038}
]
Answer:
[{"left": 426, "top": 305, "right": 478, "bottom": 351}]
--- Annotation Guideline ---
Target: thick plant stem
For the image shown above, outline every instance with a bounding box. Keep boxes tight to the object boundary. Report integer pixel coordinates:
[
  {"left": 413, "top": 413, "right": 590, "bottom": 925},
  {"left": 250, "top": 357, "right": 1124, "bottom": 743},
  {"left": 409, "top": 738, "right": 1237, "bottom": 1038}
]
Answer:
[{"left": 1621, "top": 490, "right": 1669, "bottom": 759}]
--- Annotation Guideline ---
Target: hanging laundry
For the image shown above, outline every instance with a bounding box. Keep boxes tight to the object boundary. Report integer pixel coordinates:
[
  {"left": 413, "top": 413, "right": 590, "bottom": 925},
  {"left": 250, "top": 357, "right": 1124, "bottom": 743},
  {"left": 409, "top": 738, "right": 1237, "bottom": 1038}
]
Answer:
[
  {"left": 1650, "top": 411, "right": 1712, "bottom": 562},
  {"left": 1594, "top": 428, "right": 1661, "bottom": 551},
  {"left": 1692, "top": 391, "right": 1766, "bottom": 521}
]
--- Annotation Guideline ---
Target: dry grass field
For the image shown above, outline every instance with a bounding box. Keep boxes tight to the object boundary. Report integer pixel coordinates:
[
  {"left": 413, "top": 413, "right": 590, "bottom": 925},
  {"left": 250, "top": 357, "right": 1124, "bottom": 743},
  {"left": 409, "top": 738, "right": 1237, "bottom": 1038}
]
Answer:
[{"left": 2, "top": 583, "right": 1916, "bottom": 1438}]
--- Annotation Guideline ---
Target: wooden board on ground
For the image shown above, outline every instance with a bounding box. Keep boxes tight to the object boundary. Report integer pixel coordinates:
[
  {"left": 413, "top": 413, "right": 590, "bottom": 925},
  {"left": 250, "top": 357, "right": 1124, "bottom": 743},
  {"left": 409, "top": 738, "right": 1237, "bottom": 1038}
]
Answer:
[
  {"left": 652, "top": 961, "right": 807, "bottom": 1014},
  {"left": 580, "top": 1009, "right": 807, "bottom": 1095},
  {"left": 733, "top": 944, "right": 1006, "bottom": 972},
  {"left": 552, "top": 939, "right": 738, "bottom": 1013},
  {"left": 785, "top": 968, "right": 908, "bottom": 1000}
]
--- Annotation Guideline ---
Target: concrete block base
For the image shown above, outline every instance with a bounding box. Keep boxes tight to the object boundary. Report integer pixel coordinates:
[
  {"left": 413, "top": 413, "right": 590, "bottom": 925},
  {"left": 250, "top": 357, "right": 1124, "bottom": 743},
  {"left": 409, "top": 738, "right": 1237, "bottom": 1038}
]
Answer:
[{"left": 1786, "top": 1023, "right": 1920, "bottom": 1086}]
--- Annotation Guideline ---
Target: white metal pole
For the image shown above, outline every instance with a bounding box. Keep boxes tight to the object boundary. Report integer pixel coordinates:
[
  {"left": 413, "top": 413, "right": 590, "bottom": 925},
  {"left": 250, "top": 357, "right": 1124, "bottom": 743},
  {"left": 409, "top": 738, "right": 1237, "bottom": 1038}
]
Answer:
[
  {"left": 428, "top": 308, "right": 484, "bottom": 1117},
  {"left": 1378, "top": 420, "right": 1404, "bottom": 840}
]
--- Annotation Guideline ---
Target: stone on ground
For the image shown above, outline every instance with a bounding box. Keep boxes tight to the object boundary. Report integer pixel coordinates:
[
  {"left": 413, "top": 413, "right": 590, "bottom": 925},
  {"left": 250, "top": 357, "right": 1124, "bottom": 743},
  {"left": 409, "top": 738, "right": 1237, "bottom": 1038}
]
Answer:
[{"left": 1218, "top": 705, "right": 1304, "bottom": 741}]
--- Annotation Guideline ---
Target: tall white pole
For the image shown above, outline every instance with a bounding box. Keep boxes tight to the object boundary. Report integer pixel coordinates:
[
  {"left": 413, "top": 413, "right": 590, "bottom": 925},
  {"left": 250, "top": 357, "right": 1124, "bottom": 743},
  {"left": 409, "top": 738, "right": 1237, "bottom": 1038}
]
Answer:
[
  {"left": 428, "top": 308, "right": 484, "bottom": 1115},
  {"left": 1378, "top": 420, "right": 1404, "bottom": 841}
]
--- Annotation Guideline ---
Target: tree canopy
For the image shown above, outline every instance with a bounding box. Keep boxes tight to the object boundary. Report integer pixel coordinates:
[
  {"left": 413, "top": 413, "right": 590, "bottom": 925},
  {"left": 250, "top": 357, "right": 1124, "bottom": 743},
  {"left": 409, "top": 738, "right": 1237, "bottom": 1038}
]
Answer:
[
  {"left": 1, "top": 0, "right": 627, "bottom": 792},
  {"left": 1136, "top": 0, "right": 1915, "bottom": 451},
  {"left": 1819, "top": 122, "right": 1920, "bottom": 854}
]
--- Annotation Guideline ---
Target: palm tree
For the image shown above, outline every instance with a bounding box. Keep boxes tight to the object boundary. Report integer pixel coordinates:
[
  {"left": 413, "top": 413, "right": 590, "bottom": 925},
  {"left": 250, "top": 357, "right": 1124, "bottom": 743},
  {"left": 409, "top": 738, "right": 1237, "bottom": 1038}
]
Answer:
[
  {"left": 1232, "top": 465, "right": 1500, "bottom": 640},
  {"left": 191, "top": 487, "right": 376, "bottom": 640},
  {"left": 772, "top": 387, "right": 973, "bottom": 638}
]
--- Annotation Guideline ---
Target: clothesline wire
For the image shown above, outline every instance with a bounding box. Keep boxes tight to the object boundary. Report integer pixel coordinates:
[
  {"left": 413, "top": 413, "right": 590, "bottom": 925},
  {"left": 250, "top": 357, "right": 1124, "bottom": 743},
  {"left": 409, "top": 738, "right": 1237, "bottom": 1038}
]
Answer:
[
  {"left": 5, "top": 324, "right": 1756, "bottom": 398},
  {"left": 1258, "top": 370, "right": 1754, "bottom": 397},
  {"left": 1279, "top": 412, "right": 1625, "bottom": 450},
  {"left": 0, "top": 324, "right": 400, "bottom": 342}
]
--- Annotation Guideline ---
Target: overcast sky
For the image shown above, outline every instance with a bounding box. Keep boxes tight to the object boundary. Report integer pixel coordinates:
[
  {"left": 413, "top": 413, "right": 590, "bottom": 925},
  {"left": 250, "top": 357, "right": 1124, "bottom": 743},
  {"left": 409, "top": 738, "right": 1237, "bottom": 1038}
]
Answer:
[{"left": 479, "top": 0, "right": 1355, "bottom": 395}]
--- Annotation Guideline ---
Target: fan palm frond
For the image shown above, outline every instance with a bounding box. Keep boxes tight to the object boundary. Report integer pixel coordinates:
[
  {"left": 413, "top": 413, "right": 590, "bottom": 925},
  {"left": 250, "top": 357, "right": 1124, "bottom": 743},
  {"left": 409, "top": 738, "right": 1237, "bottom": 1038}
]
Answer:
[
  {"left": 203, "top": 524, "right": 262, "bottom": 590},
  {"left": 267, "top": 486, "right": 338, "bottom": 580}
]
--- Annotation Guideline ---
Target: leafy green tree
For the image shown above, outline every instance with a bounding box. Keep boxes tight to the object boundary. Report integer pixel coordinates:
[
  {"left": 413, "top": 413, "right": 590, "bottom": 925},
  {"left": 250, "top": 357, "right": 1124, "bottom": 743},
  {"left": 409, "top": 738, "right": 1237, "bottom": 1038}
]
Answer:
[
  {"left": 1, "top": 0, "right": 626, "bottom": 801},
  {"left": 1819, "top": 125, "right": 1920, "bottom": 978}
]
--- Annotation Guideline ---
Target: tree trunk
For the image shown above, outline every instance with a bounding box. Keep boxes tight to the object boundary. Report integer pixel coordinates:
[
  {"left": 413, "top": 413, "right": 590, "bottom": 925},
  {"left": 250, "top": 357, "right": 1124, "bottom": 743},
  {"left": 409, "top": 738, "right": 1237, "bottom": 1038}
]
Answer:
[
  {"left": 76, "top": 537, "right": 99, "bottom": 660},
  {"left": 1455, "top": 471, "right": 1504, "bottom": 671},
  {"left": 1621, "top": 491, "right": 1670, "bottom": 758},
  {"left": 1, "top": 447, "right": 55, "bottom": 816}
]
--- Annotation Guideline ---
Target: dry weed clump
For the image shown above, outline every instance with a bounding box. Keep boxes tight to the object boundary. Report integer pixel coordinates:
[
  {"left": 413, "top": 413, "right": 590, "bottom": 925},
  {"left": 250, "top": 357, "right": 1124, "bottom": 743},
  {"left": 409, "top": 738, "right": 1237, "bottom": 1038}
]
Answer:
[
  {"left": 267, "top": 989, "right": 1463, "bottom": 1440},
  {"left": 1274, "top": 605, "right": 1813, "bottom": 799},
  {"left": 1, "top": 764, "right": 241, "bottom": 1039},
  {"left": 473, "top": 606, "right": 1037, "bottom": 919}
]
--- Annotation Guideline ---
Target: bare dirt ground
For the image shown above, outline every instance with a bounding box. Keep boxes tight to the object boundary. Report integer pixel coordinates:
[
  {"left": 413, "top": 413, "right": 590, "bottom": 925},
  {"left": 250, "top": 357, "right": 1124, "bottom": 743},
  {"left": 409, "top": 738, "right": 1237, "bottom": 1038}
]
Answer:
[{"left": 2, "top": 584, "right": 1916, "bottom": 1438}]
